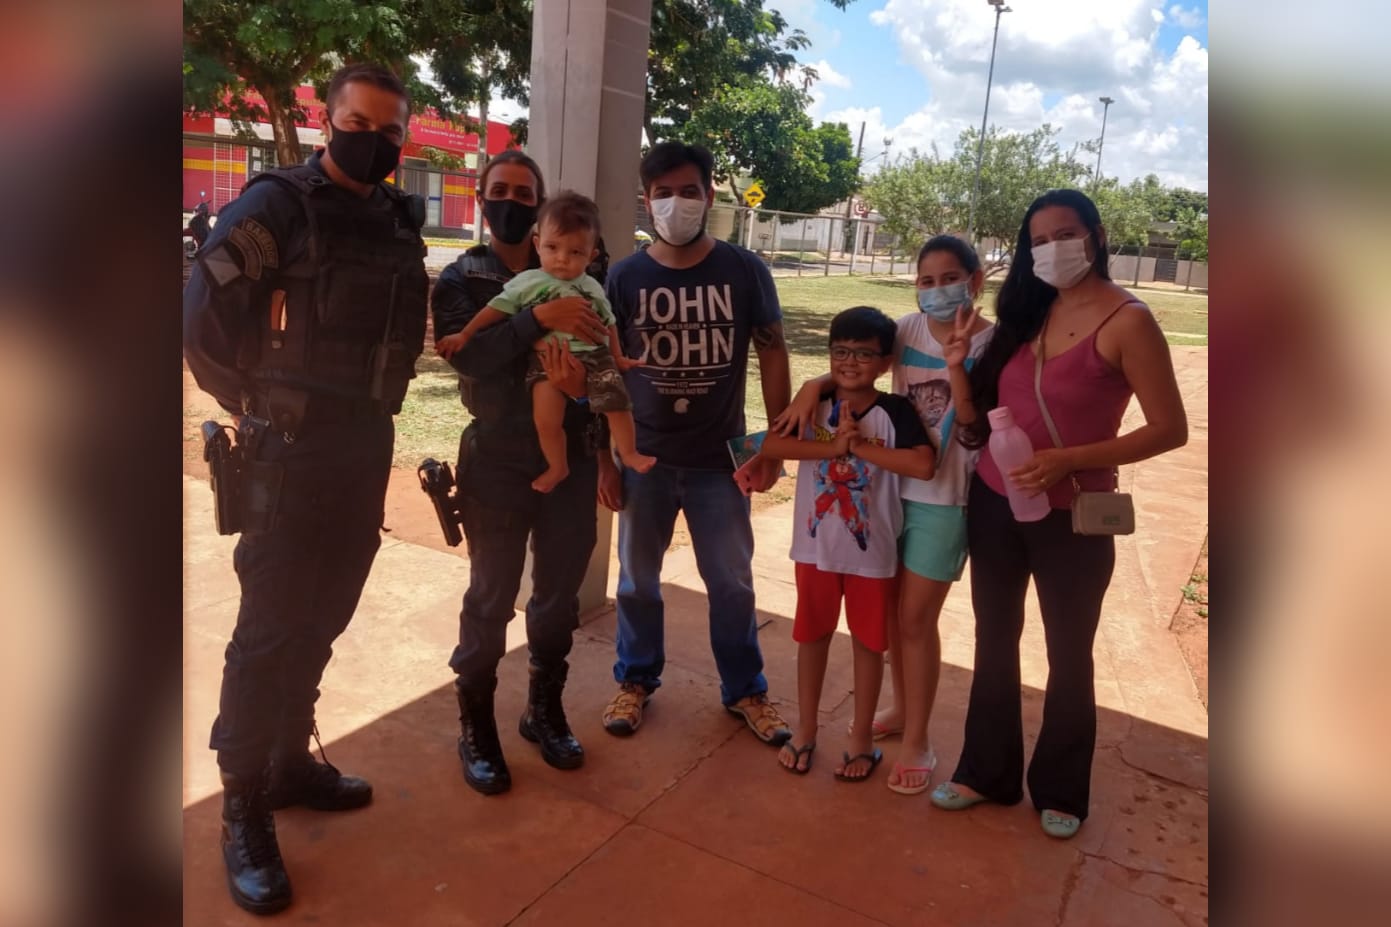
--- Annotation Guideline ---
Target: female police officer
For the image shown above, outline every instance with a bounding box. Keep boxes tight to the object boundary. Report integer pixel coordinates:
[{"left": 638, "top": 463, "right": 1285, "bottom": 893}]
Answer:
[{"left": 431, "top": 150, "right": 610, "bottom": 796}]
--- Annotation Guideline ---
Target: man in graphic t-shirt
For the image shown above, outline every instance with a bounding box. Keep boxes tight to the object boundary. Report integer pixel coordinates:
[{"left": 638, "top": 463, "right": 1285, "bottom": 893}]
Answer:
[{"left": 597, "top": 141, "right": 793, "bottom": 746}]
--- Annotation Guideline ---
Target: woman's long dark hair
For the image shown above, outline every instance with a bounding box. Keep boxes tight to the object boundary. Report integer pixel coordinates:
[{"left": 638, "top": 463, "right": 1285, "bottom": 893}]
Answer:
[{"left": 959, "top": 188, "right": 1109, "bottom": 448}]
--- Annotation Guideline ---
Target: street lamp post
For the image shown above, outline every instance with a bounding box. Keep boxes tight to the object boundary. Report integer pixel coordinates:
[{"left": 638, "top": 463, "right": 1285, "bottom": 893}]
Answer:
[
  {"left": 1095, "top": 95, "right": 1114, "bottom": 184},
  {"left": 966, "top": 0, "right": 1011, "bottom": 246}
]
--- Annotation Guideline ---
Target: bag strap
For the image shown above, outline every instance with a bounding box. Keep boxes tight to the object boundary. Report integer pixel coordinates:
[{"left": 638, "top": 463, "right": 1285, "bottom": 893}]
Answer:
[
  {"left": 1031, "top": 314, "right": 1082, "bottom": 495},
  {"left": 1033, "top": 300, "right": 1134, "bottom": 493}
]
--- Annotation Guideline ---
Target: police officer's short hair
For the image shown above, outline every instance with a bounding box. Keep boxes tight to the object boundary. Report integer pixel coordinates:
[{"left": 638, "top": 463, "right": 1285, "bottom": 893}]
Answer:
[
  {"left": 327, "top": 63, "right": 409, "bottom": 115},
  {"left": 478, "top": 150, "right": 546, "bottom": 204},
  {"left": 640, "top": 141, "right": 714, "bottom": 194},
  {"left": 536, "top": 191, "right": 600, "bottom": 241}
]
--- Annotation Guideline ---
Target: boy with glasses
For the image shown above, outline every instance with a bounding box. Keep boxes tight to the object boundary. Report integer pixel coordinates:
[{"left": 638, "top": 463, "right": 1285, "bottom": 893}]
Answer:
[{"left": 761, "top": 306, "right": 936, "bottom": 781}]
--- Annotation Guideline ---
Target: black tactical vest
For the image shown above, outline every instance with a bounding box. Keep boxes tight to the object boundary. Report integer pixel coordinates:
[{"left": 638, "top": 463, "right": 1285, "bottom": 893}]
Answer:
[{"left": 244, "top": 165, "right": 428, "bottom": 426}]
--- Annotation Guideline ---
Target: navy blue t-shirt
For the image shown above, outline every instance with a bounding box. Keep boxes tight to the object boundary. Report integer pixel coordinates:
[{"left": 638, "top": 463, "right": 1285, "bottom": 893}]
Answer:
[{"left": 606, "top": 240, "right": 781, "bottom": 469}]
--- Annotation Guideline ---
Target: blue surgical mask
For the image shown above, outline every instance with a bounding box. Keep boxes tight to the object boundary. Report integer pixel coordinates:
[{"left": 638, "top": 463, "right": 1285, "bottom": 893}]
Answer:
[{"left": 916, "top": 281, "right": 973, "bottom": 322}]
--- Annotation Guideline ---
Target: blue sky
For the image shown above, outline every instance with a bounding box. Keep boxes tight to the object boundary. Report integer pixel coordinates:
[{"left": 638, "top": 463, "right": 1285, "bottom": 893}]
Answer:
[
  {"left": 780, "top": 0, "right": 1209, "bottom": 190},
  {"left": 483, "top": 1, "right": 1209, "bottom": 191}
]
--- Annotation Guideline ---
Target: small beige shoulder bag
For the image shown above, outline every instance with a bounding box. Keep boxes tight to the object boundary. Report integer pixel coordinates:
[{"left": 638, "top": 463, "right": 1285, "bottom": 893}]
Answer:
[{"left": 1033, "top": 318, "right": 1136, "bottom": 536}]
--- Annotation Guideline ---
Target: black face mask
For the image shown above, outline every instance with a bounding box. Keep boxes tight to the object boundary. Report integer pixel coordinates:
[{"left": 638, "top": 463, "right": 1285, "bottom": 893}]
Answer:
[
  {"left": 327, "top": 126, "right": 401, "bottom": 185},
  {"left": 482, "top": 198, "right": 539, "bottom": 245}
]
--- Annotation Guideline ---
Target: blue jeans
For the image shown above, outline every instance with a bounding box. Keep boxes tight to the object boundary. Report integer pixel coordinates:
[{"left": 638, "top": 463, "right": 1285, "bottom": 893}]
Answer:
[{"left": 614, "top": 464, "right": 767, "bottom": 705}]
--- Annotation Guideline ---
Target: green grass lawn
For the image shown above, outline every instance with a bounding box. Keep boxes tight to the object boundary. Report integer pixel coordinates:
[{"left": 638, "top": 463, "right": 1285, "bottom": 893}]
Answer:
[{"left": 393, "top": 276, "right": 1208, "bottom": 467}]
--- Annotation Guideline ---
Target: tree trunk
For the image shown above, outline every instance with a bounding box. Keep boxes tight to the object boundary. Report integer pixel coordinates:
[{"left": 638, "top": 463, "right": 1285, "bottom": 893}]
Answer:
[
  {"left": 472, "top": 91, "right": 489, "bottom": 242},
  {"left": 263, "top": 92, "right": 306, "bottom": 166}
]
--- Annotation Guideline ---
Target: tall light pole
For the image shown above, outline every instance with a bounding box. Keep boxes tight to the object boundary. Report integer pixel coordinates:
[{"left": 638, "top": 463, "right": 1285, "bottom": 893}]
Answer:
[
  {"left": 1095, "top": 96, "right": 1114, "bottom": 185},
  {"left": 966, "top": 0, "right": 1011, "bottom": 245}
]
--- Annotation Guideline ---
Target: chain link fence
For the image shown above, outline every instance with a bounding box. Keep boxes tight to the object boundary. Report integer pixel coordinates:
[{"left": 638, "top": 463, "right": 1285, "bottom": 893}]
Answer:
[{"left": 698, "top": 203, "right": 917, "bottom": 277}]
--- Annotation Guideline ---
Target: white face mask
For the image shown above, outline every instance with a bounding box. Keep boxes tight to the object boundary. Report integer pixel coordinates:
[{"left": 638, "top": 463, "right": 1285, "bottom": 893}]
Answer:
[
  {"left": 649, "top": 195, "right": 707, "bottom": 246},
  {"left": 1032, "top": 236, "right": 1092, "bottom": 289}
]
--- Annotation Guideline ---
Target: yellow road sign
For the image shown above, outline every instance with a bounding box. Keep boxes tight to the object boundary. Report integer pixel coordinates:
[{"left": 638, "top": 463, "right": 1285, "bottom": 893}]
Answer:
[{"left": 743, "top": 181, "right": 766, "bottom": 208}]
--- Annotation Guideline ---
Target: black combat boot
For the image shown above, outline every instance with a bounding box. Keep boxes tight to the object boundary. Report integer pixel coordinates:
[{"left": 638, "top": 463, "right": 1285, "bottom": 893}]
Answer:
[
  {"left": 518, "top": 659, "right": 585, "bottom": 770},
  {"left": 266, "top": 725, "right": 373, "bottom": 812},
  {"left": 220, "top": 770, "right": 292, "bottom": 916},
  {"left": 456, "top": 677, "right": 511, "bottom": 795}
]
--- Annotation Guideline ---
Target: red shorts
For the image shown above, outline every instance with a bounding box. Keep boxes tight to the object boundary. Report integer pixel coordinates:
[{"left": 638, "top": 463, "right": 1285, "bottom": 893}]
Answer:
[{"left": 792, "top": 562, "right": 897, "bottom": 653}]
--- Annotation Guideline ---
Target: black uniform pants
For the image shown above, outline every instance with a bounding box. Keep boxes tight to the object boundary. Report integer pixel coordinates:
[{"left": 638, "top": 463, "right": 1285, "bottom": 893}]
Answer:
[
  {"left": 952, "top": 475, "right": 1116, "bottom": 821},
  {"left": 209, "top": 417, "right": 393, "bottom": 777},
  {"left": 450, "top": 452, "right": 598, "bottom": 690}
]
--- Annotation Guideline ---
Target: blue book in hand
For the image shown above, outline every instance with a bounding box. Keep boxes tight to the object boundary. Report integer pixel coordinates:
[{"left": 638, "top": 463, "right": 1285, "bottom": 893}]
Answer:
[{"left": 726, "top": 430, "right": 788, "bottom": 476}]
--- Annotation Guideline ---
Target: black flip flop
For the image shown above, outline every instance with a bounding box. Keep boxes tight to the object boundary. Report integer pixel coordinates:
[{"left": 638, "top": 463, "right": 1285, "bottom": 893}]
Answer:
[
  {"left": 834, "top": 748, "right": 884, "bottom": 783},
  {"left": 779, "top": 742, "right": 816, "bottom": 775}
]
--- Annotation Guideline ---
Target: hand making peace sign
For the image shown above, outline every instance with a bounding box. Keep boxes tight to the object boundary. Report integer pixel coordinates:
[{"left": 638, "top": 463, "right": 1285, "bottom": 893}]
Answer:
[{"left": 942, "top": 302, "right": 983, "bottom": 369}]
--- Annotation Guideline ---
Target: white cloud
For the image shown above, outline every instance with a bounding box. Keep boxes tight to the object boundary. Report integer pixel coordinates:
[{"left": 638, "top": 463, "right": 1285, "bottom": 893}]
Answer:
[
  {"left": 860, "top": 0, "right": 1208, "bottom": 190},
  {"left": 774, "top": 0, "right": 844, "bottom": 50},
  {"left": 485, "top": 92, "right": 527, "bottom": 125},
  {"left": 1168, "top": 4, "right": 1205, "bottom": 30},
  {"left": 808, "top": 58, "right": 852, "bottom": 90}
]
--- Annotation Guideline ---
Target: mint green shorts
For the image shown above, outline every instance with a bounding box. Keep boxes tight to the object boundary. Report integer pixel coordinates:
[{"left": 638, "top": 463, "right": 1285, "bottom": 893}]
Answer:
[{"left": 900, "top": 500, "right": 968, "bottom": 582}]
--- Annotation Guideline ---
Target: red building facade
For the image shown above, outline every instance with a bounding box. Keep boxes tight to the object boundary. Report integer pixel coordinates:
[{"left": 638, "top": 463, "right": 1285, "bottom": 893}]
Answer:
[{"left": 182, "top": 85, "right": 517, "bottom": 230}]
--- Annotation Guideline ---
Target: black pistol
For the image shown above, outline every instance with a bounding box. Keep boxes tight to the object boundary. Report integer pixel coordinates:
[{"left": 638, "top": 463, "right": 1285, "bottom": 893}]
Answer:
[
  {"left": 417, "top": 457, "right": 463, "bottom": 547},
  {"left": 202, "top": 420, "right": 242, "bottom": 535}
]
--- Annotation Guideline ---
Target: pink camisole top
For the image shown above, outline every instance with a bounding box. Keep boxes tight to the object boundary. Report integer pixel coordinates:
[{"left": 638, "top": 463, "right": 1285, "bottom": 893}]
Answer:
[{"left": 976, "top": 302, "right": 1137, "bottom": 509}]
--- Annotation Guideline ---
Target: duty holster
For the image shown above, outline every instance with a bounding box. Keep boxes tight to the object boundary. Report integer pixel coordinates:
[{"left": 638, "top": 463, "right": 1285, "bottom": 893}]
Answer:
[
  {"left": 417, "top": 430, "right": 477, "bottom": 548},
  {"left": 417, "top": 458, "right": 463, "bottom": 547},
  {"left": 201, "top": 416, "right": 283, "bottom": 535},
  {"left": 202, "top": 422, "right": 241, "bottom": 535}
]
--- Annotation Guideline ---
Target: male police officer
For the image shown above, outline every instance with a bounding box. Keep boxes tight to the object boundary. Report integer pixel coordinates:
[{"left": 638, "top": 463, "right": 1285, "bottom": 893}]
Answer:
[{"left": 183, "top": 63, "right": 426, "bottom": 916}]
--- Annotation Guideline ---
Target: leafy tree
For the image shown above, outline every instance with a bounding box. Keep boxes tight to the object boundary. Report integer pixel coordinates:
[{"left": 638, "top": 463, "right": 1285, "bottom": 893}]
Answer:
[
  {"left": 865, "top": 125, "right": 1088, "bottom": 264},
  {"left": 1157, "top": 187, "right": 1208, "bottom": 222},
  {"left": 1174, "top": 206, "right": 1208, "bottom": 261},
  {"left": 862, "top": 153, "right": 963, "bottom": 245},
  {"left": 184, "top": 0, "right": 860, "bottom": 177},
  {"left": 802, "top": 122, "right": 862, "bottom": 215},
  {"left": 646, "top": 1, "right": 809, "bottom": 143},
  {"left": 184, "top": 1, "right": 421, "bottom": 167},
  {"left": 646, "top": 1, "right": 861, "bottom": 142},
  {"left": 183, "top": 0, "right": 530, "bottom": 168},
  {"left": 682, "top": 80, "right": 860, "bottom": 214},
  {"left": 954, "top": 125, "right": 1091, "bottom": 253},
  {"left": 411, "top": 0, "right": 532, "bottom": 236},
  {"left": 1092, "top": 178, "right": 1156, "bottom": 257},
  {"left": 1133, "top": 173, "right": 1170, "bottom": 222}
]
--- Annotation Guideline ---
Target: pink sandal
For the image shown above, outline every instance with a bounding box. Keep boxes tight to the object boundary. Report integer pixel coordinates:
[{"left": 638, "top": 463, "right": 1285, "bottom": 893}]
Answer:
[
  {"left": 846, "top": 719, "right": 905, "bottom": 741},
  {"left": 886, "top": 747, "right": 938, "bottom": 796}
]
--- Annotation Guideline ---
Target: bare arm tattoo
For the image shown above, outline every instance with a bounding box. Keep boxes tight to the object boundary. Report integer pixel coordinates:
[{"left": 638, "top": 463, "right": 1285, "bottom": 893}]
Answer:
[{"left": 752, "top": 322, "right": 786, "bottom": 352}]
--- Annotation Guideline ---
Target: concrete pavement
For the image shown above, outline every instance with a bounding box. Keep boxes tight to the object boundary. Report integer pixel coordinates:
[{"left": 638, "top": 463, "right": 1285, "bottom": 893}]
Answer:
[{"left": 183, "top": 348, "right": 1208, "bottom": 925}]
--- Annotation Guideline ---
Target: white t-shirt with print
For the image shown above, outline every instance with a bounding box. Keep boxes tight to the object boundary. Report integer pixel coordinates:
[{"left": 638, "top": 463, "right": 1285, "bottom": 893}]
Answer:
[
  {"left": 789, "top": 392, "right": 930, "bottom": 579},
  {"left": 892, "top": 314, "right": 995, "bottom": 507}
]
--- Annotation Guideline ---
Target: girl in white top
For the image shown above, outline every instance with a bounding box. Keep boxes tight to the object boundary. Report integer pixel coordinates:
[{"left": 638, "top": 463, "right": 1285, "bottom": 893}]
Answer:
[{"left": 774, "top": 235, "right": 994, "bottom": 795}]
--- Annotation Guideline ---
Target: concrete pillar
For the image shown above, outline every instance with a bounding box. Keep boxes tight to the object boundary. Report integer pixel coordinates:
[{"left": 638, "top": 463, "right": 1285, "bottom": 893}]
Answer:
[{"left": 517, "top": 0, "right": 652, "bottom": 615}]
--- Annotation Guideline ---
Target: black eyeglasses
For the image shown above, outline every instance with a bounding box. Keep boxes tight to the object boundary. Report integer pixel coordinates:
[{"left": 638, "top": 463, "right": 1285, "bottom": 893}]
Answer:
[{"left": 830, "top": 347, "right": 885, "bottom": 362}]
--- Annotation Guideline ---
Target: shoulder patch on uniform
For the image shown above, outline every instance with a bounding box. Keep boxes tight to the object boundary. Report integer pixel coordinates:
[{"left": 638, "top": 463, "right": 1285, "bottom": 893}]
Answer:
[
  {"left": 226, "top": 218, "right": 279, "bottom": 281},
  {"left": 198, "top": 242, "right": 244, "bottom": 287}
]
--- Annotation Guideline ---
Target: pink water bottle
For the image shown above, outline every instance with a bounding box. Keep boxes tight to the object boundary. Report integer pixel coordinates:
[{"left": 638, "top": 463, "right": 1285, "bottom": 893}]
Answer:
[{"left": 987, "top": 407, "right": 1051, "bottom": 522}]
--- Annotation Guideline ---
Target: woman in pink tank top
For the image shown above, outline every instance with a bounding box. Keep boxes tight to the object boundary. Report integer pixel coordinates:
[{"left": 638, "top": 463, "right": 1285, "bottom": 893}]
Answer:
[{"left": 928, "top": 189, "right": 1188, "bottom": 839}]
